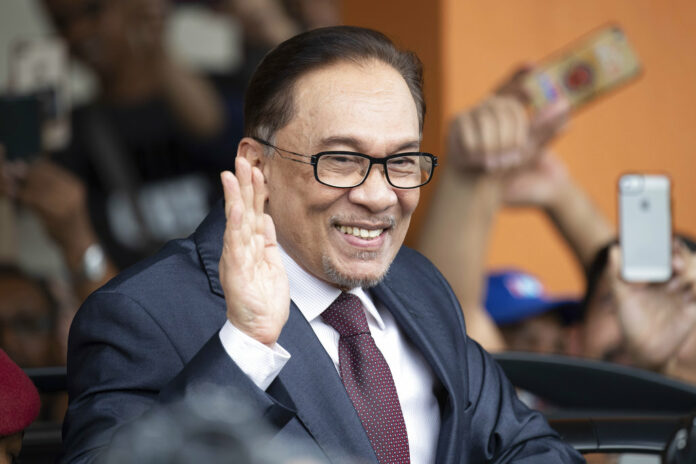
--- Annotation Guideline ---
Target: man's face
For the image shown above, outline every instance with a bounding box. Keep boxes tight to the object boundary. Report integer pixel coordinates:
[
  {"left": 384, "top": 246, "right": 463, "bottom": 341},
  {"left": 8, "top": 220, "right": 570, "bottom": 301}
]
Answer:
[
  {"left": 0, "top": 276, "right": 56, "bottom": 368},
  {"left": 501, "top": 313, "right": 567, "bottom": 354},
  {"left": 260, "top": 60, "right": 421, "bottom": 288}
]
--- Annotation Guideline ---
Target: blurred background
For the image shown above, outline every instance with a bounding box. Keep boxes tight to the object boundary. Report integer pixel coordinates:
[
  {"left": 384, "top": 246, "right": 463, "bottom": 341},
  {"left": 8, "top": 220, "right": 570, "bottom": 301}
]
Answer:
[{"left": 2, "top": 2, "right": 696, "bottom": 462}]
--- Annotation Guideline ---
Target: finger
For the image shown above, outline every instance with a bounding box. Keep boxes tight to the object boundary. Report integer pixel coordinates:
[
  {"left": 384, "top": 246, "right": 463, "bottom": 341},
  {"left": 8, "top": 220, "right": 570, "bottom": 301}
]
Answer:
[
  {"left": 608, "top": 244, "right": 630, "bottom": 296},
  {"left": 221, "top": 170, "right": 241, "bottom": 224},
  {"left": 672, "top": 237, "right": 689, "bottom": 273},
  {"left": 476, "top": 102, "right": 500, "bottom": 158},
  {"left": 531, "top": 95, "right": 570, "bottom": 147},
  {"left": 263, "top": 213, "right": 278, "bottom": 247},
  {"left": 252, "top": 166, "right": 266, "bottom": 236},
  {"left": 235, "top": 156, "right": 254, "bottom": 211},
  {"left": 667, "top": 274, "right": 684, "bottom": 293},
  {"left": 495, "top": 64, "right": 536, "bottom": 102},
  {"left": 496, "top": 97, "right": 520, "bottom": 151},
  {"left": 509, "top": 97, "right": 529, "bottom": 152},
  {"left": 458, "top": 112, "right": 480, "bottom": 165},
  {"left": 262, "top": 213, "right": 283, "bottom": 263}
]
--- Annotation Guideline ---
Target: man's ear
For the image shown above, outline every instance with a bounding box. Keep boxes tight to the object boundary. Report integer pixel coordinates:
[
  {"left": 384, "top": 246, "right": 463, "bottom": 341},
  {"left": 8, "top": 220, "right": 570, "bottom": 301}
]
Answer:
[{"left": 236, "top": 137, "right": 269, "bottom": 175}]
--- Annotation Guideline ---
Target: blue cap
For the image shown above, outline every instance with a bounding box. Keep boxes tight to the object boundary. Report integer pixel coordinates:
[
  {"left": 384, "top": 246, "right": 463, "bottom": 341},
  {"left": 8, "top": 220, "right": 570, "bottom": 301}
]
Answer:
[{"left": 484, "top": 270, "right": 583, "bottom": 326}]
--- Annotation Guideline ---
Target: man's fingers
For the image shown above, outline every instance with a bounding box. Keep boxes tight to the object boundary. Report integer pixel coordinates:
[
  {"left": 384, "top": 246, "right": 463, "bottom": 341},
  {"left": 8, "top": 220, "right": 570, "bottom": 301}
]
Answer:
[
  {"left": 252, "top": 166, "right": 266, "bottom": 235},
  {"left": 263, "top": 213, "right": 278, "bottom": 247},
  {"left": 221, "top": 170, "right": 241, "bottom": 222},
  {"left": 236, "top": 156, "right": 254, "bottom": 211}
]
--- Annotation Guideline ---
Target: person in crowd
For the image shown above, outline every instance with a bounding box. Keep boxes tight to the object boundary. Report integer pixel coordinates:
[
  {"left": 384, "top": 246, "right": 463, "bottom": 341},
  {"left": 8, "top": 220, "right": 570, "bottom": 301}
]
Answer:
[
  {"left": 484, "top": 269, "right": 584, "bottom": 355},
  {"left": 0, "top": 265, "right": 62, "bottom": 369},
  {"left": 419, "top": 75, "right": 613, "bottom": 351},
  {"left": 0, "top": 349, "right": 41, "bottom": 464},
  {"left": 61, "top": 26, "right": 584, "bottom": 463},
  {"left": 582, "top": 239, "right": 696, "bottom": 383},
  {"left": 0, "top": 0, "right": 235, "bottom": 292},
  {"left": 0, "top": 264, "right": 71, "bottom": 421},
  {"left": 422, "top": 68, "right": 696, "bottom": 384},
  {"left": 0, "top": 149, "right": 118, "bottom": 301}
]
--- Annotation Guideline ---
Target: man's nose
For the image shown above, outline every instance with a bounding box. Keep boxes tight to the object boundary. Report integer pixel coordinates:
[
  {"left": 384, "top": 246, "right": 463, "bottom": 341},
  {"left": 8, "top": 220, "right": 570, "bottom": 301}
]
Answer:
[{"left": 347, "top": 165, "right": 398, "bottom": 212}]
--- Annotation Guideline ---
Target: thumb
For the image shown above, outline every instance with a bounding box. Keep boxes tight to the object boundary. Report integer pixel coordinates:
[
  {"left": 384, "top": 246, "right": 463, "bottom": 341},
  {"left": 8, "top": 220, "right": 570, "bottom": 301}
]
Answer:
[{"left": 607, "top": 245, "right": 631, "bottom": 300}]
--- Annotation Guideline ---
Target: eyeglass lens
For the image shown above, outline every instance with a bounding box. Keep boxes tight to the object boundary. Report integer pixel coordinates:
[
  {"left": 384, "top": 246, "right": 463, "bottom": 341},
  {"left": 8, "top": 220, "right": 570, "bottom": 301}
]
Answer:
[{"left": 317, "top": 154, "right": 433, "bottom": 188}]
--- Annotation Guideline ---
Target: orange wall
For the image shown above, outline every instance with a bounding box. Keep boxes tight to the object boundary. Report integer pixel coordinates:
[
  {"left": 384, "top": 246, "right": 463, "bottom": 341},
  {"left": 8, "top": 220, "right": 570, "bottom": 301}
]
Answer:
[{"left": 346, "top": 0, "right": 696, "bottom": 296}]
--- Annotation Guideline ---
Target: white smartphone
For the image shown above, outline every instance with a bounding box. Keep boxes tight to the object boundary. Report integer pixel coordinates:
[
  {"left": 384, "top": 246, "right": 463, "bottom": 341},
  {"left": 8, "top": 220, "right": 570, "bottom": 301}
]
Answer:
[{"left": 619, "top": 174, "right": 672, "bottom": 282}]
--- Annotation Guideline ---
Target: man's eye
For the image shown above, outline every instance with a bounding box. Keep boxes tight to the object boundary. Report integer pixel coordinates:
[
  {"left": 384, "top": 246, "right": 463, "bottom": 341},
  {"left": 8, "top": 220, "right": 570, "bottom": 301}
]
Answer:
[
  {"left": 390, "top": 157, "right": 416, "bottom": 166},
  {"left": 326, "top": 155, "right": 358, "bottom": 164}
]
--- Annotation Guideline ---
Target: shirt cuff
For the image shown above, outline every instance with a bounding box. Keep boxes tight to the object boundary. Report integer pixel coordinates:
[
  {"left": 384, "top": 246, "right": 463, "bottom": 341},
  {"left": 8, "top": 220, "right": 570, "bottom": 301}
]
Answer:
[{"left": 219, "top": 320, "right": 291, "bottom": 390}]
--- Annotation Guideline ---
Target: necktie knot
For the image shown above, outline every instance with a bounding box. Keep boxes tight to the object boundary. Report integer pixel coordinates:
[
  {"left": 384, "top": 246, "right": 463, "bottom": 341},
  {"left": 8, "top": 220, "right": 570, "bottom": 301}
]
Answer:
[{"left": 322, "top": 292, "right": 370, "bottom": 337}]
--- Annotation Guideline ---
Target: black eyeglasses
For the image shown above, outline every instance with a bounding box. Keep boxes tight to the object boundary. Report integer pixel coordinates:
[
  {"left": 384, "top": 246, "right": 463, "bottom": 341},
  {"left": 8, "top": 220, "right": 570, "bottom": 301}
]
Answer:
[{"left": 252, "top": 137, "right": 437, "bottom": 189}]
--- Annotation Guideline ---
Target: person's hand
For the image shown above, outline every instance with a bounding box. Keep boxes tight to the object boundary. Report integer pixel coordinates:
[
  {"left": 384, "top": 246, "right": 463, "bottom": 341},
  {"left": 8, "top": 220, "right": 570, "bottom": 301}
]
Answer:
[
  {"left": 500, "top": 150, "right": 570, "bottom": 208},
  {"left": 447, "top": 95, "right": 529, "bottom": 172},
  {"left": 495, "top": 65, "right": 570, "bottom": 151},
  {"left": 218, "top": 156, "right": 289, "bottom": 346},
  {"left": 447, "top": 67, "right": 570, "bottom": 173},
  {"left": 607, "top": 241, "right": 696, "bottom": 370},
  {"left": 15, "top": 160, "right": 91, "bottom": 249}
]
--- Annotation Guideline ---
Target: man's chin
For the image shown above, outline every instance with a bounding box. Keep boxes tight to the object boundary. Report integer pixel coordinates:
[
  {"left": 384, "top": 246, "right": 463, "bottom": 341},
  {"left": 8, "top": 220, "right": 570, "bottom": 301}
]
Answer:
[{"left": 321, "top": 254, "right": 391, "bottom": 290}]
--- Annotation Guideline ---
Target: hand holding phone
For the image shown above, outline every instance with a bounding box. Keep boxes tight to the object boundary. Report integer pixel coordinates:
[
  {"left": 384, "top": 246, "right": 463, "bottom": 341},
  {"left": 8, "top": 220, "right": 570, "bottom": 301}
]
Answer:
[{"left": 619, "top": 174, "right": 672, "bottom": 282}]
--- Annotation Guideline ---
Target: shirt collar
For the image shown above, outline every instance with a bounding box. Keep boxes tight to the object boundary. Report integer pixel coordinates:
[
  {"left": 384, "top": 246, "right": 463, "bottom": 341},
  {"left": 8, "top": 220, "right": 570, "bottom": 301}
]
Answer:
[{"left": 279, "top": 245, "right": 385, "bottom": 330}]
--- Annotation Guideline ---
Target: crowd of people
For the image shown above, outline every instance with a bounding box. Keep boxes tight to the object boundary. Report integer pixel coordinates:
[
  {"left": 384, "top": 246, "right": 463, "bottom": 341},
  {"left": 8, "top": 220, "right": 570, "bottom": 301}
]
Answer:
[
  {"left": 420, "top": 69, "right": 696, "bottom": 384},
  {"left": 0, "top": 0, "right": 694, "bottom": 462}
]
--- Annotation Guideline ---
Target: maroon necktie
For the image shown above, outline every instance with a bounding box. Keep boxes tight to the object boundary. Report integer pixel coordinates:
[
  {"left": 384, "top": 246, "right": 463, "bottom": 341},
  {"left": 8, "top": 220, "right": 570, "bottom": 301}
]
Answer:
[{"left": 322, "top": 292, "right": 410, "bottom": 464}]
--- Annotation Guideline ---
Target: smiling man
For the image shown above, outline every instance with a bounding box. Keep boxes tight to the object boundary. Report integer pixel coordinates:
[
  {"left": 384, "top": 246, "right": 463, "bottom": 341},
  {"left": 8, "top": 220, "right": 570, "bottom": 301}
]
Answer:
[{"left": 61, "top": 27, "right": 584, "bottom": 463}]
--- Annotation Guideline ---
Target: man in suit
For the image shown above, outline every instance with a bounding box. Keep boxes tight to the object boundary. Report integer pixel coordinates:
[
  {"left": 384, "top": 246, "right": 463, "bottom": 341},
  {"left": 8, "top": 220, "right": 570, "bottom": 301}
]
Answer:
[{"left": 61, "top": 26, "right": 584, "bottom": 463}]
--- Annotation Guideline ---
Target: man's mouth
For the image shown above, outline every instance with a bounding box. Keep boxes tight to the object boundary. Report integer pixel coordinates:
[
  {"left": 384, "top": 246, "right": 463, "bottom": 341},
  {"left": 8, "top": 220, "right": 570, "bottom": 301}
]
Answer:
[{"left": 336, "top": 225, "right": 384, "bottom": 239}]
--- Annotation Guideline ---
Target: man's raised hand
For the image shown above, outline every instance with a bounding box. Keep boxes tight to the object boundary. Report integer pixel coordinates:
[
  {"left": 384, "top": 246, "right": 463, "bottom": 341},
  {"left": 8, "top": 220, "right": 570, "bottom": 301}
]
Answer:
[{"left": 219, "top": 156, "right": 289, "bottom": 347}]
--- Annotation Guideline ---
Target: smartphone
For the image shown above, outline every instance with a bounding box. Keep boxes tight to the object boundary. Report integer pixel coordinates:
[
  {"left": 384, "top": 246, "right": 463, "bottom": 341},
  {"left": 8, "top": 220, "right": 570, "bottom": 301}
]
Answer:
[
  {"left": 8, "top": 37, "right": 71, "bottom": 153},
  {"left": 523, "top": 24, "right": 642, "bottom": 113},
  {"left": 618, "top": 174, "right": 672, "bottom": 282},
  {"left": 0, "top": 95, "right": 42, "bottom": 161}
]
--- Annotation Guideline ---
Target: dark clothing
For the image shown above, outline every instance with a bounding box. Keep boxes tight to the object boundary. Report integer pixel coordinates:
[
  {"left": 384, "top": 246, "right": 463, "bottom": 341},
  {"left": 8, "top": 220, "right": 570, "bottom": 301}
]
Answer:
[
  {"left": 53, "top": 96, "right": 240, "bottom": 269},
  {"left": 61, "top": 203, "right": 585, "bottom": 463}
]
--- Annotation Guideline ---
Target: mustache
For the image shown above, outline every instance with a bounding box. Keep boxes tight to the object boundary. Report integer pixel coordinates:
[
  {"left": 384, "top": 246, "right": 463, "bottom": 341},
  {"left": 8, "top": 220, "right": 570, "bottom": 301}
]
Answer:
[{"left": 329, "top": 215, "right": 396, "bottom": 228}]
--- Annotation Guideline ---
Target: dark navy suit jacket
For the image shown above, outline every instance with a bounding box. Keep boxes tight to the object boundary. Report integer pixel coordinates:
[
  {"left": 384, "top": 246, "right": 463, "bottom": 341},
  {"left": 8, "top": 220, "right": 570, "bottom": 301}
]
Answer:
[{"left": 61, "top": 204, "right": 584, "bottom": 463}]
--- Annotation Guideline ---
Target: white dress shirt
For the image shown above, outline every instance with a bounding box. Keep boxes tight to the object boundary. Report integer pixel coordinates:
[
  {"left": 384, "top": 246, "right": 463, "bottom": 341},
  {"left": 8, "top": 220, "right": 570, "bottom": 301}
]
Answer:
[{"left": 219, "top": 246, "right": 441, "bottom": 463}]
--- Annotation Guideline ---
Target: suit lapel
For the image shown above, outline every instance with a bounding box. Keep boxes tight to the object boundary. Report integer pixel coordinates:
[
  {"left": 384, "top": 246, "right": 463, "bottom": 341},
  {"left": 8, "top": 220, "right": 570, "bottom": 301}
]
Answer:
[{"left": 371, "top": 281, "right": 464, "bottom": 463}]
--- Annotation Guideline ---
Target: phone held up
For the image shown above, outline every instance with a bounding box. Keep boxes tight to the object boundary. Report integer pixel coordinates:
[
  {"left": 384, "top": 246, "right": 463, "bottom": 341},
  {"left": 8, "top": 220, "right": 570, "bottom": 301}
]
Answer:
[
  {"left": 618, "top": 174, "right": 672, "bottom": 283},
  {"left": 523, "top": 24, "right": 642, "bottom": 114},
  {"left": 0, "top": 37, "right": 71, "bottom": 162}
]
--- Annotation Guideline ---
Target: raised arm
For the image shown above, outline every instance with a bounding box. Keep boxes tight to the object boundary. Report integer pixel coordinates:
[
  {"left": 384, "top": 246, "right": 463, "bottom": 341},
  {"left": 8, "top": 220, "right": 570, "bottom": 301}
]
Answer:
[{"left": 419, "top": 85, "right": 568, "bottom": 351}]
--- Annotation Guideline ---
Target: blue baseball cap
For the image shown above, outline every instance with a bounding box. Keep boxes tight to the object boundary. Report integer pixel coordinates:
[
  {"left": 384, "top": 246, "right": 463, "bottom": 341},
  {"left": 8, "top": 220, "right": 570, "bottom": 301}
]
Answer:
[{"left": 484, "top": 269, "right": 583, "bottom": 326}]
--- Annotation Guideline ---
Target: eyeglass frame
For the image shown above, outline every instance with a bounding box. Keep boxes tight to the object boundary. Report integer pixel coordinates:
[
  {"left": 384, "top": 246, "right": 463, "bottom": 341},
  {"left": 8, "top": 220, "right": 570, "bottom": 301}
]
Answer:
[{"left": 251, "top": 137, "right": 438, "bottom": 189}]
